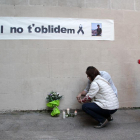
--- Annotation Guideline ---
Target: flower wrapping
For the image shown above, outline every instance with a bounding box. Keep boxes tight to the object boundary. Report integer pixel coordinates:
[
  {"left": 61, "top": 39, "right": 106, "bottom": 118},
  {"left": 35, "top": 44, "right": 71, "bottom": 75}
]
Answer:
[{"left": 46, "top": 91, "right": 62, "bottom": 116}]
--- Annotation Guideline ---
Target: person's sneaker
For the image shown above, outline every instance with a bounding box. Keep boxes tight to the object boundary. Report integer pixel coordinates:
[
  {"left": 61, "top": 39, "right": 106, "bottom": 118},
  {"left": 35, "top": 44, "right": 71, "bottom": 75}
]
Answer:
[
  {"left": 107, "top": 115, "right": 113, "bottom": 121},
  {"left": 94, "top": 119, "right": 108, "bottom": 129}
]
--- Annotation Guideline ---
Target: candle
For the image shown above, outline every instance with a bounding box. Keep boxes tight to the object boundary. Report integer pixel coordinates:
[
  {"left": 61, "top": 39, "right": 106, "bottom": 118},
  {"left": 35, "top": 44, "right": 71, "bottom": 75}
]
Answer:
[
  {"left": 74, "top": 110, "right": 77, "bottom": 116},
  {"left": 63, "top": 111, "right": 66, "bottom": 119},
  {"left": 67, "top": 108, "right": 70, "bottom": 114}
]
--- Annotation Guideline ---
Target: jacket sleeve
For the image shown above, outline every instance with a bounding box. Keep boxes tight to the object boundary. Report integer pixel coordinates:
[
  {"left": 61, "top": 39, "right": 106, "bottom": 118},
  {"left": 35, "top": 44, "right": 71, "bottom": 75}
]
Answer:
[
  {"left": 81, "top": 82, "right": 99, "bottom": 103},
  {"left": 84, "top": 80, "right": 91, "bottom": 93}
]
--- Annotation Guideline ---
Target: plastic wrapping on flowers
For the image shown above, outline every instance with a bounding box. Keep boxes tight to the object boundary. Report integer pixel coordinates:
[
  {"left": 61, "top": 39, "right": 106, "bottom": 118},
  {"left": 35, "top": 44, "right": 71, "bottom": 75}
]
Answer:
[
  {"left": 47, "top": 100, "right": 60, "bottom": 116},
  {"left": 46, "top": 92, "right": 62, "bottom": 117}
]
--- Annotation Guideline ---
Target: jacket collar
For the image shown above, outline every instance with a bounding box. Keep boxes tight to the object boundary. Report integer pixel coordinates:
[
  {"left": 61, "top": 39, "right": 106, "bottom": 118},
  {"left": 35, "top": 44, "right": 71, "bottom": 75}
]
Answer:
[{"left": 94, "top": 75, "right": 101, "bottom": 80}]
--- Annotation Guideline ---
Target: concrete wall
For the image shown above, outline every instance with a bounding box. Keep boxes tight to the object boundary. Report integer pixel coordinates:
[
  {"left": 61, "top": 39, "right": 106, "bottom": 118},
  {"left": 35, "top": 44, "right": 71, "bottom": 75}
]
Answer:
[{"left": 0, "top": 0, "right": 140, "bottom": 111}]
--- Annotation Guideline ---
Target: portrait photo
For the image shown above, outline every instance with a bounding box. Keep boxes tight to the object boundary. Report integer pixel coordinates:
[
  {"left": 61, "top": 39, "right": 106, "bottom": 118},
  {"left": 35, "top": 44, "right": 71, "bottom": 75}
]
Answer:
[{"left": 91, "top": 23, "right": 102, "bottom": 36}]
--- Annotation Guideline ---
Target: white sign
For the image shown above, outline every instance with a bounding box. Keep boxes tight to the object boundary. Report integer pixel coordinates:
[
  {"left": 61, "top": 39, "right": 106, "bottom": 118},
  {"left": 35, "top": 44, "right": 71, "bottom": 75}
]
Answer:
[{"left": 0, "top": 17, "right": 114, "bottom": 40}]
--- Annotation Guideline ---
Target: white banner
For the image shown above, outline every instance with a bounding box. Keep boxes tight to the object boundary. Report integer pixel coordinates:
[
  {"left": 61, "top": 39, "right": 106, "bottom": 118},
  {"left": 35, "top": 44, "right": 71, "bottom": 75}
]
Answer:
[{"left": 0, "top": 17, "right": 114, "bottom": 40}]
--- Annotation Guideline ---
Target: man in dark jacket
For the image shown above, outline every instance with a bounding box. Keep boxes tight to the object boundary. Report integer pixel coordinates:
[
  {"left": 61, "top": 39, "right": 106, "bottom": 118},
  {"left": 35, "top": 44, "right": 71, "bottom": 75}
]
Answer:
[{"left": 96, "top": 24, "right": 102, "bottom": 36}]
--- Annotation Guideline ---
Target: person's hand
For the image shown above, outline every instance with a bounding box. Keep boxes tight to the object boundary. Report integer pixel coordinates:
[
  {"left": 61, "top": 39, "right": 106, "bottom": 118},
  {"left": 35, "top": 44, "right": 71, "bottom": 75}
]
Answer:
[
  {"left": 76, "top": 93, "right": 82, "bottom": 101},
  {"left": 78, "top": 99, "right": 82, "bottom": 104}
]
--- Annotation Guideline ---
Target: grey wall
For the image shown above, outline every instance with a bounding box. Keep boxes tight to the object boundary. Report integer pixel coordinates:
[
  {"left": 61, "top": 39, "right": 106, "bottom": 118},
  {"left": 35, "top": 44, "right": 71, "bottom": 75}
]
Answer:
[{"left": 0, "top": 0, "right": 140, "bottom": 111}]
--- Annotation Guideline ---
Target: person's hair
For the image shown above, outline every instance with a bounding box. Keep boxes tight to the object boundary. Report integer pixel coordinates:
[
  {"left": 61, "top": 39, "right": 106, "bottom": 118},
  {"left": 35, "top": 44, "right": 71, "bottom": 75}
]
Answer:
[{"left": 86, "top": 66, "right": 100, "bottom": 81}]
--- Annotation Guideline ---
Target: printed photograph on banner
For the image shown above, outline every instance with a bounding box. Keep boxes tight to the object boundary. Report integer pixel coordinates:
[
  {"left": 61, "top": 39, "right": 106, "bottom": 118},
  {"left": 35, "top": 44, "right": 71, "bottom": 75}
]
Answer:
[{"left": 91, "top": 23, "right": 102, "bottom": 36}]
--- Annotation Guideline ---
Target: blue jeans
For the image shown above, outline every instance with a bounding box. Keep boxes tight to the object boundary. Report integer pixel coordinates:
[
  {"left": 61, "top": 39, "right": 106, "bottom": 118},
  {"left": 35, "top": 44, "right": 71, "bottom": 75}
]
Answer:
[{"left": 82, "top": 102, "right": 117, "bottom": 123}]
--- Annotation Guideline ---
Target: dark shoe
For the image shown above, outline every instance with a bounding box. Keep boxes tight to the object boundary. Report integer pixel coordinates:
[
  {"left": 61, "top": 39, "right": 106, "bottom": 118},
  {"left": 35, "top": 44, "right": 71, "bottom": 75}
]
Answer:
[
  {"left": 94, "top": 119, "right": 108, "bottom": 129},
  {"left": 107, "top": 115, "right": 113, "bottom": 121}
]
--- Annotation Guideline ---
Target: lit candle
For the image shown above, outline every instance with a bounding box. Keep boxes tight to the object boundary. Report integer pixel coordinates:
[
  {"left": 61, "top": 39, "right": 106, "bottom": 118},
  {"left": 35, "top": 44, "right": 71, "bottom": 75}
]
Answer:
[
  {"left": 74, "top": 110, "right": 77, "bottom": 115},
  {"left": 67, "top": 108, "right": 70, "bottom": 114},
  {"left": 63, "top": 111, "right": 66, "bottom": 119}
]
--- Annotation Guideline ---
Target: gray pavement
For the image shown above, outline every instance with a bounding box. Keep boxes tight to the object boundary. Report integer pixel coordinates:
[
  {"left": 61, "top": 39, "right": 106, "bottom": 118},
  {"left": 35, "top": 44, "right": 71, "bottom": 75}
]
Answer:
[{"left": 0, "top": 109, "right": 140, "bottom": 140}]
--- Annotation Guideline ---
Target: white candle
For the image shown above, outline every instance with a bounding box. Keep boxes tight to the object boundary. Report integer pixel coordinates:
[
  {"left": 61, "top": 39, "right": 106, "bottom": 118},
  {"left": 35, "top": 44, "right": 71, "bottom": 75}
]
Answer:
[
  {"left": 74, "top": 110, "right": 77, "bottom": 115},
  {"left": 63, "top": 111, "right": 65, "bottom": 119},
  {"left": 67, "top": 108, "right": 70, "bottom": 114}
]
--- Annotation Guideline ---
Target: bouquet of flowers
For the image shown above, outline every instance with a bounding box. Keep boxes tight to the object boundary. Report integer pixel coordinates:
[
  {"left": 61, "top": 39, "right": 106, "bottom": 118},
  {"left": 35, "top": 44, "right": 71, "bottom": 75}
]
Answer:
[{"left": 46, "top": 91, "right": 62, "bottom": 116}]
